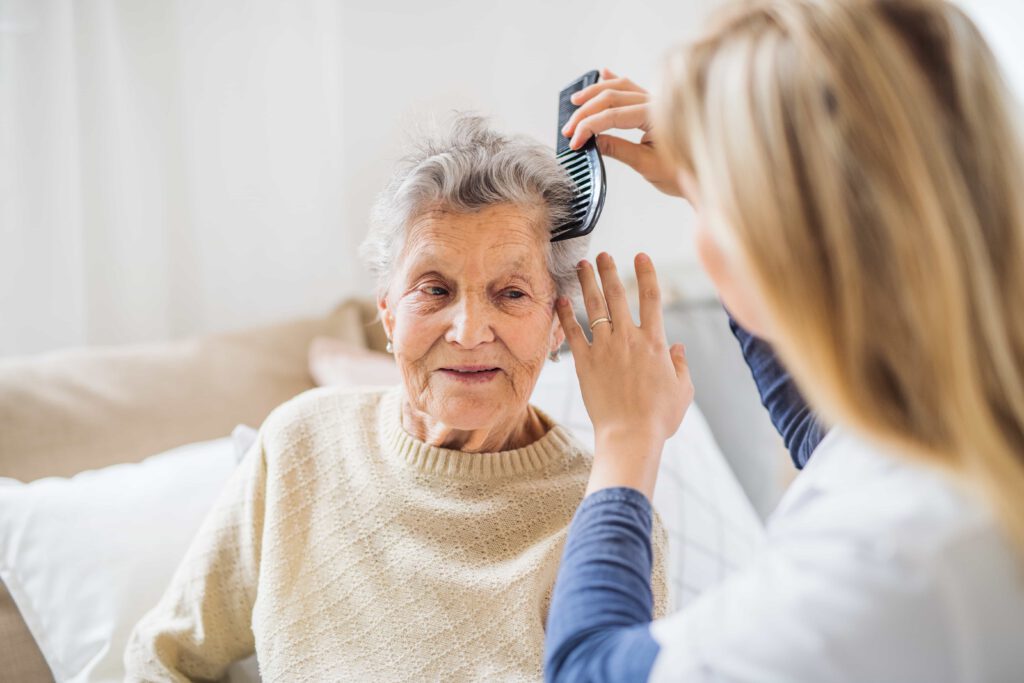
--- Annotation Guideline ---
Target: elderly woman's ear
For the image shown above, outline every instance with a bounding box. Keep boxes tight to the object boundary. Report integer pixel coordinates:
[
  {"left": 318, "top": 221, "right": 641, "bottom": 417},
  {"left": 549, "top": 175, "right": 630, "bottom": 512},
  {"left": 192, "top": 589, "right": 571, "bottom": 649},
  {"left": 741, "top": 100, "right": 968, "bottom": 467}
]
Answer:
[
  {"left": 377, "top": 295, "right": 395, "bottom": 344},
  {"left": 550, "top": 315, "right": 566, "bottom": 355}
]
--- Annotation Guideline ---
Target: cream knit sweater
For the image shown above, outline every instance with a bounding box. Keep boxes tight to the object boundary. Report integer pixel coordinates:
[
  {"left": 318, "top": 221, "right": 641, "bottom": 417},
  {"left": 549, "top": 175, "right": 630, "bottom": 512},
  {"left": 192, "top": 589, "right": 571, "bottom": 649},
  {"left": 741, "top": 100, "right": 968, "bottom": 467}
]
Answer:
[{"left": 125, "top": 386, "right": 668, "bottom": 682}]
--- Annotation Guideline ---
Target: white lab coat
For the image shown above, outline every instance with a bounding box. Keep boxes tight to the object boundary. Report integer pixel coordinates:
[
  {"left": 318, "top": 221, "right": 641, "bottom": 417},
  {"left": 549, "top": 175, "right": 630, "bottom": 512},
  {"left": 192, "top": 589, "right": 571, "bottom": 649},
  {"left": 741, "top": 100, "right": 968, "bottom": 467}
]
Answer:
[{"left": 649, "top": 428, "right": 1024, "bottom": 682}]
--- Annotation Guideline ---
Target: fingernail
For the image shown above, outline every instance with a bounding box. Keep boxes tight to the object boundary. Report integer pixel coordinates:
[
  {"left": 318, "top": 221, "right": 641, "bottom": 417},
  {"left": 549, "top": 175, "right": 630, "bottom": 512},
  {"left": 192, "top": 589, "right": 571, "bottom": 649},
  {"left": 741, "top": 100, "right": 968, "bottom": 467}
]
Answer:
[
  {"left": 577, "top": 259, "right": 588, "bottom": 269},
  {"left": 570, "top": 92, "right": 580, "bottom": 103},
  {"left": 637, "top": 252, "right": 650, "bottom": 264}
]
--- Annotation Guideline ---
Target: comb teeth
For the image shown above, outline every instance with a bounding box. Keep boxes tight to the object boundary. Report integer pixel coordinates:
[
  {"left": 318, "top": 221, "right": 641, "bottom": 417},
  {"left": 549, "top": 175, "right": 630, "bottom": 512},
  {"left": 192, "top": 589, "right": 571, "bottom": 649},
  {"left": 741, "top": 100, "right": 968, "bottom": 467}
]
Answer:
[
  {"left": 553, "top": 70, "right": 606, "bottom": 242},
  {"left": 553, "top": 150, "right": 592, "bottom": 236},
  {"left": 552, "top": 147, "right": 601, "bottom": 240}
]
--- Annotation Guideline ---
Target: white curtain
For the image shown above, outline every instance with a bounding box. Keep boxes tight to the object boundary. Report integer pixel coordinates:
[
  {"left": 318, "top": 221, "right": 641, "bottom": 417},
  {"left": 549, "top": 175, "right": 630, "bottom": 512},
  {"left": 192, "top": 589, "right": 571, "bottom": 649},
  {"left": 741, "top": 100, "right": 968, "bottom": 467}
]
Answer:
[{"left": 0, "top": 0, "right": 352, "bottom": 356}]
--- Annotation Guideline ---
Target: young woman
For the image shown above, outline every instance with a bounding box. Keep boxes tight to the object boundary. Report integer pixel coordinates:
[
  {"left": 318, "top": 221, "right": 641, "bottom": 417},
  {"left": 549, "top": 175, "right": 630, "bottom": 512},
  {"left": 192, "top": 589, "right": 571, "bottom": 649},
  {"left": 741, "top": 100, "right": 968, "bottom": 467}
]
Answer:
[{"left": 544, "top": 0, "right": 1024, "bottom": 680}]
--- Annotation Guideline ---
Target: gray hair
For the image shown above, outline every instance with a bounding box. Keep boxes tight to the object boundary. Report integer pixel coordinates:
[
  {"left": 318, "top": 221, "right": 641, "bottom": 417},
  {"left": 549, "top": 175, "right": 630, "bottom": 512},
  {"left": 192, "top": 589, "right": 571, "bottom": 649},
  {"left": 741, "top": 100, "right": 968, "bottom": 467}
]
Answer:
[{"left": 359, "top": 114, "right": 590, "bottom": 298}]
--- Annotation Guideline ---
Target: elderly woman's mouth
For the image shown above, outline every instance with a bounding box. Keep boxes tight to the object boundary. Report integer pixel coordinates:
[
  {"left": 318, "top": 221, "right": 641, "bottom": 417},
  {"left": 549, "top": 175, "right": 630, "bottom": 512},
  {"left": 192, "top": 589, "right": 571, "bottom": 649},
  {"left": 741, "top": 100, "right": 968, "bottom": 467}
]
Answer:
[{"left": 437, "top": 366, "right": 503, "bottom": 383}]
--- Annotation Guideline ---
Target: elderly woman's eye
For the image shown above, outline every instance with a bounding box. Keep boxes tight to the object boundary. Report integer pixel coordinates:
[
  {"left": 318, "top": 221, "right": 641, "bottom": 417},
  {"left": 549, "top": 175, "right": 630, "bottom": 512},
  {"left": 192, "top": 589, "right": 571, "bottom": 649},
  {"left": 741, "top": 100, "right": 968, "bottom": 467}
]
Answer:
[
  {"left": 503, "top": 289, "right": 526, "bottom": 300},
  {"left": 424, "top": 286, "right": 449, "bottom": 296}
]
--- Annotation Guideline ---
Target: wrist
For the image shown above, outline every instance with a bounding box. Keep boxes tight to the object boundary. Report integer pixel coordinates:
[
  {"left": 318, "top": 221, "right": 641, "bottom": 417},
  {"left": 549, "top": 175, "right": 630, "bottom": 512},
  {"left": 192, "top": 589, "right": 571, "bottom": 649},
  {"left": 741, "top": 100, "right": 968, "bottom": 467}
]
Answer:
[
  {"left": 594, "top": 424, "right": 664, "bottom": 455},
  {"left": 587, "top": 428, "right": 666, "bottom": 500}
]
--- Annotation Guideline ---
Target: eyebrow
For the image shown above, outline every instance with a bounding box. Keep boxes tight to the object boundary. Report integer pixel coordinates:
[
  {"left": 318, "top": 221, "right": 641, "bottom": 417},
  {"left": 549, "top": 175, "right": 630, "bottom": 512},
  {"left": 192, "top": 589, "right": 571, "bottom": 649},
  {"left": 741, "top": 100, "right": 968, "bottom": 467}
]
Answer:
[
  {"left": 503, "top": 270, "right": 538, "bottom": 286},
  {"left": 406, "top": 263, "right": 539, "bottom": 287}
]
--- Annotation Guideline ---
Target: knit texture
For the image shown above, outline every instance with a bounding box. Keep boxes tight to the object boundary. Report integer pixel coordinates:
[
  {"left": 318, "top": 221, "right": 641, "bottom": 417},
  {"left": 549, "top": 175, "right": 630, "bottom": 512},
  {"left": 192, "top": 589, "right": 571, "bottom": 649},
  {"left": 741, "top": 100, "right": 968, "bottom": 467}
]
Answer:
[{"left": 124, "top": 386, "right": 668, "bottom": 682}]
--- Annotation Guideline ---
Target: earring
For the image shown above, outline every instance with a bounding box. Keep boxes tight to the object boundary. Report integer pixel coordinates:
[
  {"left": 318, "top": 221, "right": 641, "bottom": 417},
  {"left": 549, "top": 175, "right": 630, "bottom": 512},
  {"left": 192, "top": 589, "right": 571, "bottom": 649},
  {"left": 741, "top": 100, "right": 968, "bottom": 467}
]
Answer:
[
  {"left": 548, "top": 348, "right": 560, "bottom": 363},
  {"left": 385, "top": 339, "right": 394, "bottom": 354}
]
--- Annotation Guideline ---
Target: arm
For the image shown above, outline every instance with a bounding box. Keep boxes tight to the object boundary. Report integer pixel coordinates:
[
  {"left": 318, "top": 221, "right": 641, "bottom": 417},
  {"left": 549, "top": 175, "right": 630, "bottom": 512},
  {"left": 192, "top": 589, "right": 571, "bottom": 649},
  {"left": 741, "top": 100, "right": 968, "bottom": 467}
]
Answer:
[
  {"left": 560, "top": 71, "right": 826, "bottom": 469},
  {"left": 547, "top": 251, "right": 690, "bottom": 680},
  {"left": 728, "top": 316, "right": 828, "bottom": 468},
  {"left": 124, "top": 439, "right": 266, "bottom": 682},
  {"left": 545, "top": 487, "right": 661, "bottom": 683}
]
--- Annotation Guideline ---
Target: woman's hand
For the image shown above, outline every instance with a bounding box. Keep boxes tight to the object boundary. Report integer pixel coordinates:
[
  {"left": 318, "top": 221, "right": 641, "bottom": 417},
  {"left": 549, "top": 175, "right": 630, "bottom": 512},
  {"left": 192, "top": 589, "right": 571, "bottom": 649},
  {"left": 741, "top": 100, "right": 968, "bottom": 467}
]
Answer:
[
  {"left": 561, "top": 68, "right": 683, "bottom": 198},
  {"left": 556, "top": 252, "right": 694, "bottom": 499}
]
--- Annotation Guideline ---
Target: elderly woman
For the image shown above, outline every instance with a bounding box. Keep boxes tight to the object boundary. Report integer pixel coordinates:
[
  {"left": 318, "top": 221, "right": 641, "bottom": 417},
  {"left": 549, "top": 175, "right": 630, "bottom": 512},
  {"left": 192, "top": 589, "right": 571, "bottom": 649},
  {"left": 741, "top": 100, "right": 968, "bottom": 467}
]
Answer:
[{"left": 124, "top": 115, "right": 667, "bottom": 682}]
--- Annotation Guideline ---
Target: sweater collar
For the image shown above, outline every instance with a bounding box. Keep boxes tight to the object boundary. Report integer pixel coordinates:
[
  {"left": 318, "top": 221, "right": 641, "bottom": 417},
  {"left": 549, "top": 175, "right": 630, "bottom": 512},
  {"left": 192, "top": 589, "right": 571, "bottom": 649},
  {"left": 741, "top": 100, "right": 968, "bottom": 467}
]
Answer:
[{"left": 380, "top": 387, "right": 581, "bottom": 479}]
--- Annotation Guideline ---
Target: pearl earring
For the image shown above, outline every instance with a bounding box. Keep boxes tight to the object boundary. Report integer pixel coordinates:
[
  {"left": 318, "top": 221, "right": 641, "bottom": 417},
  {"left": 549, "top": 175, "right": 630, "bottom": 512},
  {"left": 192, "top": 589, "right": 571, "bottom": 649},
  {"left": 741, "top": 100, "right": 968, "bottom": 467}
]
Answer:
[{"left": 386, "top": 339, "right": 394, "bottom": 354}]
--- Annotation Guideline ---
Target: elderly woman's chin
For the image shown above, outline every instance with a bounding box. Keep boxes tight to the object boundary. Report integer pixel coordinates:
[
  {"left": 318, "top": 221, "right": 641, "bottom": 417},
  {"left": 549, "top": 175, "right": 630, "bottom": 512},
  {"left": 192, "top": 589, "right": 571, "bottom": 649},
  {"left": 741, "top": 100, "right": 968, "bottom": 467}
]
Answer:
[{"left": 424, "top": 370, "right": 531, "bottom": 432}]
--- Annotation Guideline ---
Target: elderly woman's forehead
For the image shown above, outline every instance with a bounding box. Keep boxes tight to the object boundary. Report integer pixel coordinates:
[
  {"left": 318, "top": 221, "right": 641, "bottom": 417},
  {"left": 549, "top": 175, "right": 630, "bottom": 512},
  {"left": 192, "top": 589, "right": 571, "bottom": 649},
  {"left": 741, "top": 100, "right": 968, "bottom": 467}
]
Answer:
[
  {"left": 406, "top": 207, "right": 548, "bottom": 250},
  {"left": 413, "top": 204, "right": 543, "bottom": 228}
]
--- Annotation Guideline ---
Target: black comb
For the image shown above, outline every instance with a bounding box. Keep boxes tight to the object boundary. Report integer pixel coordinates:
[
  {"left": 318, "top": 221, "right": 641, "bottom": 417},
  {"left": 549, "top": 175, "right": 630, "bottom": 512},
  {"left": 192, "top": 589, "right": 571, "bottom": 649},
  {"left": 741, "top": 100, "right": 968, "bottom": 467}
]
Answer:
[{"left": 551, "top": 70, "right": 607, "bottom": 242}]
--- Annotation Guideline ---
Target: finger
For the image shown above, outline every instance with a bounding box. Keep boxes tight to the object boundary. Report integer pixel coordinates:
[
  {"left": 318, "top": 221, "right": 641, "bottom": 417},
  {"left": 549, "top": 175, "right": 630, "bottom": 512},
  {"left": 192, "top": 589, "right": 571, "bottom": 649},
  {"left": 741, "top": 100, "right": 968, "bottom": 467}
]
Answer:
[
  {"left": 596, "top": 134, "right": 654, "bottom": 175},
  {"left": 634, "top": 253, "right": 664, "bottom": 333},
  {"left": 570, "top": 76, "right": 648, "bottom": 108},
  {"left": 577, "top": 259, "right": 612, "bottom": 336},
  {"left": 562, "top": 90, "right": 648, "bottom": 138},
  {"left": 599, "top": 70, "right": 644, "bottom": 94},
  {"left": 595, "top": 252, "right": 634, "bottom": 329},
  {"left": 570, "top": 104, "right": 651, "bottom": 150},
  {"left": 556, "top": 296, "right": 588, "bottom": 354},
  {"left": 670, "top": 343, "right": 690, "bottom": 380}
]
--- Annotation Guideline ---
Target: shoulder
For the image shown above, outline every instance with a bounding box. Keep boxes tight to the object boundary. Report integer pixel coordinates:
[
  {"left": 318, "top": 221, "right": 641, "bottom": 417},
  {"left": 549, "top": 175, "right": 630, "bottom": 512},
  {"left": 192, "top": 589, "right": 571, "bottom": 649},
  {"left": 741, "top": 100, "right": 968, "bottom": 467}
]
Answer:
[
  {"left": 771, "top": 430, "right": 995, "bottom": 552},
  {"left": 263, "top": 384, "right": 389, "bottom": 427},
  {"left": 769, "top": 428, "right": 1014, "bottom": 584},
  {"left": 762, "top": 429, "right": 1024, "bottom": 673},
  {"left": 258, "top": 385, "right": 396, "bottom": 460},
  {"left": 649, "top": 430, "right": 1024, "bottom": 682}
]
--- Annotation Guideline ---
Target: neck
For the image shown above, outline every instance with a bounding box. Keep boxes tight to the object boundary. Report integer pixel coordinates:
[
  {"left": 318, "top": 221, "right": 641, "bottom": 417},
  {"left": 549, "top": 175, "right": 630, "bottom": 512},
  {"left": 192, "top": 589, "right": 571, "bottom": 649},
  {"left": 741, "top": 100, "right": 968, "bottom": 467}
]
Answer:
[{"left": 400, "top": 398, "right": 548, "bottom": 453}]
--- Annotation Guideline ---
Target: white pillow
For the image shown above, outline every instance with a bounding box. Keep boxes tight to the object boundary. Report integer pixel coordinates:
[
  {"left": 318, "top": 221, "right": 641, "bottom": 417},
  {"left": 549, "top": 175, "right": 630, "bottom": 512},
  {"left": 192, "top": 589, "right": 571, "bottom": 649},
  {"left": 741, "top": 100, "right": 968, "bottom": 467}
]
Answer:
[
  {"left": 0, "top": 434, "right": 259, "bottom": 683},
  {"left": 530, "top": 355, "right": 766, "bottom": 610}
]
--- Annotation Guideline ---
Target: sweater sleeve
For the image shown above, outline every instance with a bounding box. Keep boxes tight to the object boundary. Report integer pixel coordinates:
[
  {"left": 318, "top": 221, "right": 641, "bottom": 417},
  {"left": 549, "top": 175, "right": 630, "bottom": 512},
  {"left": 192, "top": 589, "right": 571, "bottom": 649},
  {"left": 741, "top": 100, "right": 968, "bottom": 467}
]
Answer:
[
  {"left": 544, "top": 487, "right": 660, "bottom": 683},
  {"left": 728, "top": 316, "right": 828, "bottom": 469},
  {"left": 123, "top": 438, "right": 267, "bottom": 682}
]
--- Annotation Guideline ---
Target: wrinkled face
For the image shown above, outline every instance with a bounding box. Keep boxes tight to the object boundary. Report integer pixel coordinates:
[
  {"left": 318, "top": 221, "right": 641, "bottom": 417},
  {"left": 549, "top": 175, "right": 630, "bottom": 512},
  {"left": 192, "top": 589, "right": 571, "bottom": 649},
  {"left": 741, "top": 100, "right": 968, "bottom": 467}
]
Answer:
[{"left": 380, "top": 204, "right": 564, "bottom": 432}]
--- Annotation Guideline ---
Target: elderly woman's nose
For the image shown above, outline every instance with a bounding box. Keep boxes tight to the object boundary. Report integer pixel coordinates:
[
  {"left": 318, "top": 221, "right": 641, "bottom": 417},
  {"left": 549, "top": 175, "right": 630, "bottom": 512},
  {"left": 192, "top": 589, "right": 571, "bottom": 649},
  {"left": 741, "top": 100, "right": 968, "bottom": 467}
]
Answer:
[{"left": 445, "top": 294, "right": 497, "bottom": 348}]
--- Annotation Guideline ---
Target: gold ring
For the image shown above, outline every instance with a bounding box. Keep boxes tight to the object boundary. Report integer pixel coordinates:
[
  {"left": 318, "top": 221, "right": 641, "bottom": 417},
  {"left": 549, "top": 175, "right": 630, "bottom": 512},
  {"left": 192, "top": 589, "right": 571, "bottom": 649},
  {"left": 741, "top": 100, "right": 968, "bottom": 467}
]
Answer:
[{"left": 589, "top": 317, "right": 612, "bottom": 331}]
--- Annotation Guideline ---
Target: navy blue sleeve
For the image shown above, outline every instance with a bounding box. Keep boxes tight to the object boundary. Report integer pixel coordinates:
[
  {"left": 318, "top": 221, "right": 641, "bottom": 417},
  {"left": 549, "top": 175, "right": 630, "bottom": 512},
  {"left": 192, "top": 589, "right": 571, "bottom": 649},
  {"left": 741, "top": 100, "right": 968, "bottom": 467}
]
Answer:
[
  {"left": 728, "top": 316, "right": 828, "bottom": 469},
  {"left": 544, "top": 487, "right": 659, "bottom": 683}
]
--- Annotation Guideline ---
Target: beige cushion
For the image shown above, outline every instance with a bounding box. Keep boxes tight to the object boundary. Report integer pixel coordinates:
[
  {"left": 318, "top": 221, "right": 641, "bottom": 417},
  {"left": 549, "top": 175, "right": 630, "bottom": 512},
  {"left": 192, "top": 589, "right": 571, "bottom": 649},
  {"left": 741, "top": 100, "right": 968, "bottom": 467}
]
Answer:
[
  {"left": 0, "top": 301, "right": 369, "bottom": 483},
  {"left": 0, "top": 299, "right": 379, "bottom": 681}
]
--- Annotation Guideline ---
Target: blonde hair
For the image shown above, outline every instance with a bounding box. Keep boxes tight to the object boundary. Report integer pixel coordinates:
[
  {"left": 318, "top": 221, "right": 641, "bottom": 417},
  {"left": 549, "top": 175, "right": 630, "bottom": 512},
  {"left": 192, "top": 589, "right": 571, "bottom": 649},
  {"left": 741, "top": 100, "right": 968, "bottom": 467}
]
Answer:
[{"left": 657, "top": 0, "right": 1024, "bottom": 552}]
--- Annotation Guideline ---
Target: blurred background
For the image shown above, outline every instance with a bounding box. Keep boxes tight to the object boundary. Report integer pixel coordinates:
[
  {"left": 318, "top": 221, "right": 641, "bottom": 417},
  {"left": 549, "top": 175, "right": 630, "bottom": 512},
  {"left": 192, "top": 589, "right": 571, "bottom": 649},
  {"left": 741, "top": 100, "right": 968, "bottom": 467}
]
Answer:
[{"left": 1, "top": 0, "right": 1022, "bottom": 514}]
